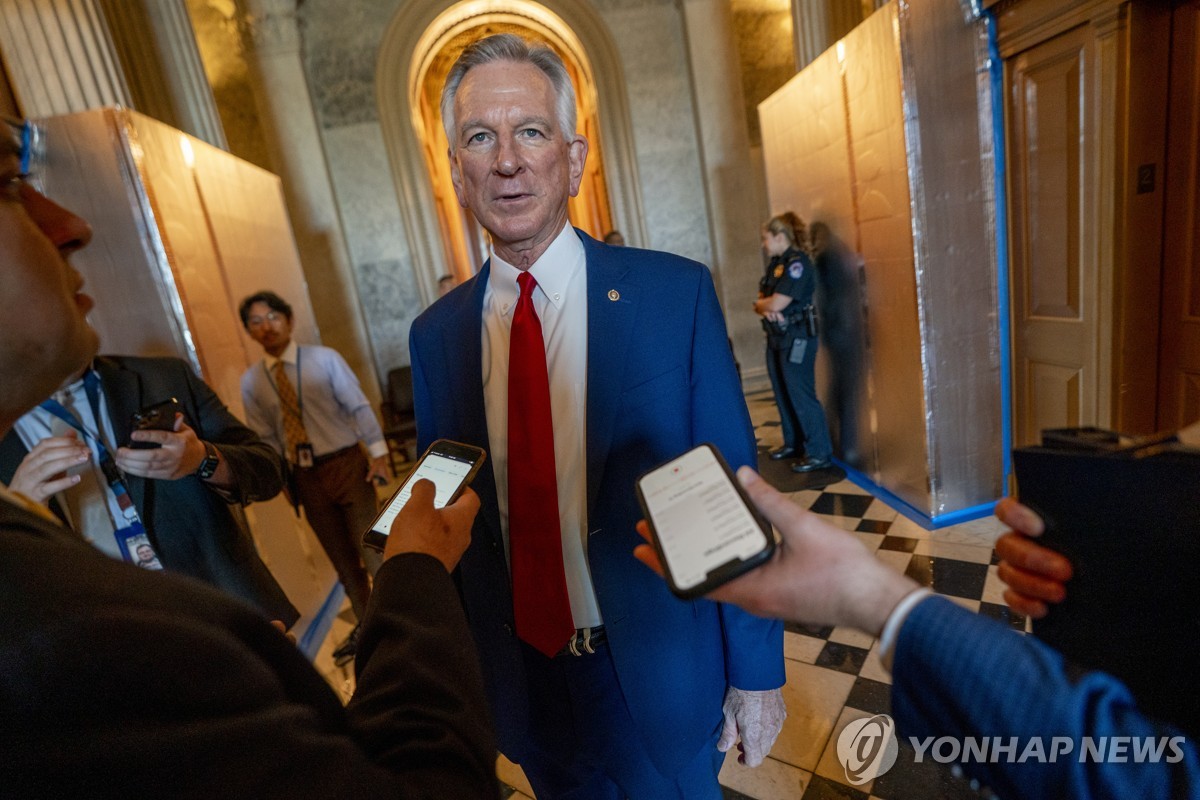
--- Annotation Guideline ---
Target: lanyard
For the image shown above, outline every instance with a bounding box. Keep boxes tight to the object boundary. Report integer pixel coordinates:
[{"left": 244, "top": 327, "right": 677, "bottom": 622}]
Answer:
[
  {"left": 262, "top": 346, "right": 303, "bottom": 420},
  {"left": 39, "top": 371, "right": 141, "bottom": 526}
]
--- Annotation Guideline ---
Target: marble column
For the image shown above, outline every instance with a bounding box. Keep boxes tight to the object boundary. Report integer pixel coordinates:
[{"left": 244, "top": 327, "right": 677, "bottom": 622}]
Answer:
[
  {"left": 678, "top": 0, "right": 771, "bottom": 386},
  {"left": 793, "top": 0, "right": 867, "bottom": 69},
  {"left": 98, "top": 0, "right": 227, "bottom": 148},
  {"left": 792, "top": 0, "right": 828, "bottom": 70},
  {"left": 234, "top": 0, "right": 380, "bottom": 404},
  {"left": 0, "top": 0, "right": 129, "bottom": 116}
]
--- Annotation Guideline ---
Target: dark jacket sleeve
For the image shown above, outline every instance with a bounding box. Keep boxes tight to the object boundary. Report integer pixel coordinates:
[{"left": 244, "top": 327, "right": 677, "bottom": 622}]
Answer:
[
  {"left": 892, "top": 596, "right": 1200, "bottom": 800},
  {"left": 347, "top": 554, "right": 499, "bottom": 798},
  {"left": 178, "top": 360, "right": 285, "bottom": 504},
  {"left": 0, "top": 507, "right": 498, "bottom": 799}
]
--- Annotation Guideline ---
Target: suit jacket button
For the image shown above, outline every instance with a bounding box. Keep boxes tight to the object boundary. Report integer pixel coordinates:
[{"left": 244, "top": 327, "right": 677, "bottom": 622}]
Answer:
[{"left": 503, "top": 623, "right": 514, "bottom": 636}]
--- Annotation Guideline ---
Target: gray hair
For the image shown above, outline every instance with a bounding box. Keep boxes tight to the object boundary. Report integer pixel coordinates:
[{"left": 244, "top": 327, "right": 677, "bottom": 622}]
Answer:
[{"left": 440, "top": 33, "right": 577, "bottom": 150}]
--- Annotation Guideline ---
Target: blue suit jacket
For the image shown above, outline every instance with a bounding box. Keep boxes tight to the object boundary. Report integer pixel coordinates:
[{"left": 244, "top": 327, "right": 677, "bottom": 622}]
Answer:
[
  {"left": 893, "top": 597, "right": 1200, "bottom": 799},
  {"left": 409, "top": 231, "right": 784, "bottom": 774}
]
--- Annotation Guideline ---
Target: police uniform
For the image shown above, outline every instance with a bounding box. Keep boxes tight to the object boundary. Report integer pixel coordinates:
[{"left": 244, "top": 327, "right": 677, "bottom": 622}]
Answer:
[{"left": 759, "top": 248, "right": 833, "bottom": 467}]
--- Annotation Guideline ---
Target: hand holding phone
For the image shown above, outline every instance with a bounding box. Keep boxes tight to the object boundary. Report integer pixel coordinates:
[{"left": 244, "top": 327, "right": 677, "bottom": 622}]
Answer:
[
  {"left": 381, "top": 478, "right": 481, "bottom": 571},
  {"left": 636, "top": 444, "right": 775, "bottom": 598},
  {"left": 362, "top": 439, "right": 486, "bottom": 552},
  {"left": 129, "top": 398, "right": 182, "bottom": 450}
]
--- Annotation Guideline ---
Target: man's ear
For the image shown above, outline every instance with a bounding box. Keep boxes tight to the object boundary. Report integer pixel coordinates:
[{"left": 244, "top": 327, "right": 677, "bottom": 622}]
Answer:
[
  {"left": 448, "top": 147, "right": 468, "bottom": 209},
  {"left": 567, "top": 135, "right": 589, "bottom": 198}
]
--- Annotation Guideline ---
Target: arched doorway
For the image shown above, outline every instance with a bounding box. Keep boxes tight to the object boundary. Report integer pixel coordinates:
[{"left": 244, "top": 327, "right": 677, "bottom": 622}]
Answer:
[
  {"left": 377, "top": 0, "right": 646, "bottom": 304},
  {"left": 413, "top": 15, "right": 613, "bottom": 282}
]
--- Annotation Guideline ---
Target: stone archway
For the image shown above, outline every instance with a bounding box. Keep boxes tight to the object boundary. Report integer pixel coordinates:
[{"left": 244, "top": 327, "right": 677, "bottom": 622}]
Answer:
[{"left": 376, "top": 0, "right": 645, "bottom": 304}]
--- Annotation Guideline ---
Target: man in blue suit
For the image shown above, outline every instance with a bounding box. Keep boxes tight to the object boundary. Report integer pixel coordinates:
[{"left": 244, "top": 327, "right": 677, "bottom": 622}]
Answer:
[
  {"left": 638, "top": 470, "right": 1200, "bottom": 799},
  {"left": 409, "top": 33, "right": 786, "bottom": 799}
]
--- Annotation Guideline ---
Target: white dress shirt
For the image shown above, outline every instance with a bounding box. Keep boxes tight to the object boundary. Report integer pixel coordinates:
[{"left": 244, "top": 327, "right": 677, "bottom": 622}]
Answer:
[
  {"left": 240, "top": 340, "right": 388, "bottom": 462},
  {"left": 14, "top": 376, "right": 125, "bottom": 559},
  {"left": 482, "top": 223, "right": 602, "bottom": 629}
]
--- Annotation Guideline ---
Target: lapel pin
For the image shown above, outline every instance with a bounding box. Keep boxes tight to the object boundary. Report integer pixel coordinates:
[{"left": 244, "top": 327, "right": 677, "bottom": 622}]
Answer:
[{"left": 608, "top": 289, "right": 620, "bottom": 302}]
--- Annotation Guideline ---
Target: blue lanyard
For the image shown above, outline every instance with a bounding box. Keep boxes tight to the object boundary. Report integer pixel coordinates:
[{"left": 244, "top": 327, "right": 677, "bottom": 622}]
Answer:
[{"left": 39, "top": 370, "right": 140, "bottom": 524}]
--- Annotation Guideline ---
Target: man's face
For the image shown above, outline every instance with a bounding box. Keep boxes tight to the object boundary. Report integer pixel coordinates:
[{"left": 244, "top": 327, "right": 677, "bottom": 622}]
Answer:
[
  {"left": 0, "top": 136, "right": 97, "bottom": 421},
  {"left": 243, "top": 301, "right": 293, "bottom": 355},
  {"left": 448, "top": 60, "right": 587, "bottom": 266},
  {"left": 136, "top": 544, "right": 153, "bottom": 562}
]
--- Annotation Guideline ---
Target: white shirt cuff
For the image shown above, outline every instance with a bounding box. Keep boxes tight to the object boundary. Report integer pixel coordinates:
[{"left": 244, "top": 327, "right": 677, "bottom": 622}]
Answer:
[
  {"left": 366, "top": 440, "right": 389, "bottom": 459},
  {"left": 877, "top": 588, "right": 935, "bottom": 673}
]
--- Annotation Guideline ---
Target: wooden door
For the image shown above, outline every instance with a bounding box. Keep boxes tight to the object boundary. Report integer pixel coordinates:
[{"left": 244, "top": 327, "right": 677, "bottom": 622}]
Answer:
[
  {"left": 1156, "top": 1, "right": 1200, "bottom": 430},
  {"left": 1008, "top": 23, "right": 1109, "bottom": 445}
]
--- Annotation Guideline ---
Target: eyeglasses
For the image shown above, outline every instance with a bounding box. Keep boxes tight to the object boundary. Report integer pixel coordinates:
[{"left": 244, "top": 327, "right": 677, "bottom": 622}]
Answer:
[
  {"left": 246, "top": 311, "right": 286, "bottom": 328},
  {"left": 3, "top": 116, "right": 38, "bottom": 177}
]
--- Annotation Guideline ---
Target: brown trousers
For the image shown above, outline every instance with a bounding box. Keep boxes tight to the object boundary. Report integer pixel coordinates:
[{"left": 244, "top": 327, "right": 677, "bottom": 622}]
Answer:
[{"left": 293, "top": 445, "right": 380, "bottom": 621}]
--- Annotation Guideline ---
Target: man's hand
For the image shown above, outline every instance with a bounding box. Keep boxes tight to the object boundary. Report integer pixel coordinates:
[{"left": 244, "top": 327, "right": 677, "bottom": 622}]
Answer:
[
  {"left": 116, "top": 415, "right": 207, "bottom": 480},
  {"left": 635, "top": 467, "right": 917, "bottom": 635},
  {"left": 9, "top": 431, "right": 90, "bottom": 503},
  {"left": 994, "top": 498, "right": 1073, "bottom": 619},
  {"left": 365, "top": 454, "right": 391, "bottom": 486},
  {"left": 719, "top": 687, "right": 786, "bottom": 767},
  {"left": 382, "top": 479, "right": 479, "bottom": 572}
]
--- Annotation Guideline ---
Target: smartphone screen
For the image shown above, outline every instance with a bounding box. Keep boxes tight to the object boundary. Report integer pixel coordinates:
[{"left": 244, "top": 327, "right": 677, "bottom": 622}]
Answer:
[
  {"left": 637, "top": 444, "right": 773, "bottom": 597},
  {"left": 362, "top": 439, "right": 485, "bottom": 551}
]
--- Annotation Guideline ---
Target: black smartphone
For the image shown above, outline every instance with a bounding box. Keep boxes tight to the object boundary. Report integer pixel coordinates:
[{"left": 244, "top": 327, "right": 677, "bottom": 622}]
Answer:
[
  {"left": 362, "top": 439, "right": 487, "bottom": 552},
  {"left": 130, "top": 398, "right": 182, "bottom": 449},
  {"left": 636, "top": 443, "right": 775, "bottom": 599}
]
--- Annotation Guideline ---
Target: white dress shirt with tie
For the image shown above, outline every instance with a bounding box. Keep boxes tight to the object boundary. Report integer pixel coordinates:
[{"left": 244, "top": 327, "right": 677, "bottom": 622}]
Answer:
[{"left": 482, "top": 223, "right": 602, "bottom": 630}]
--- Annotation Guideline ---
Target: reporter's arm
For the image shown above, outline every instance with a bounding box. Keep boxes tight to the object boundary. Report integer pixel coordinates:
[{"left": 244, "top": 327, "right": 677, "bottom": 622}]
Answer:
[{"left": 892, "top": 596, "right": 1200, "bottom": 800}]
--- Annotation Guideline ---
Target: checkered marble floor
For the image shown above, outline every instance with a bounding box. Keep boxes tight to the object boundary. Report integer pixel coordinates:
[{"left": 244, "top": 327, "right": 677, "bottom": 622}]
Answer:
[
  {"left": 317, "top": 391, "right": 1024, "bottom": 799},
  {"left": 717, "top": 391, "right": 1020, "bottom": 800}
]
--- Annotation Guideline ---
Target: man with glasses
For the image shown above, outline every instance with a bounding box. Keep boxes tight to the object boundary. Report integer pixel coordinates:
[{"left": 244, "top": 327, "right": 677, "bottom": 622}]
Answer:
[
  {"left": 239, "top": 290, "right": 391, "bottom": 663},
  {"left": 0, "top": 121, "right": 496, "bottom": 796}
]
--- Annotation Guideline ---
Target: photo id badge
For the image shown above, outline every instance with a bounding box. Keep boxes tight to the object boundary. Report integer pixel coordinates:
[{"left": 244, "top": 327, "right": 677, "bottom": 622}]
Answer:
[
  {"left": 116, "top": 522, "right": 163, "bottom": 570},
  {"left": 296, "top": 443, "right": 315, "bottom": 468}
]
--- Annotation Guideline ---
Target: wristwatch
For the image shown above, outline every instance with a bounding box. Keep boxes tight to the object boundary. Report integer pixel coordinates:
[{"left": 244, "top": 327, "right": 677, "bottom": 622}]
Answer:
[{"left": 195, "top": 441, "right": 220, "bottom": 480}]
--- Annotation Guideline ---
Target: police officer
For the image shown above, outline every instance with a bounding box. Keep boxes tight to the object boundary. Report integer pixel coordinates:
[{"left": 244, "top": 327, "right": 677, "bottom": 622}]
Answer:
[{"left": 754, "top": 212, "right": 833, "bottom": 473}]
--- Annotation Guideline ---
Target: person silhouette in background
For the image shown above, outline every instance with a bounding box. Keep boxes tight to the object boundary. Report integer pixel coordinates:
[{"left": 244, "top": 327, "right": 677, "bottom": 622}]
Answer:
[{"left": 810, "top": 221, "right": 866, "bottom": 467}]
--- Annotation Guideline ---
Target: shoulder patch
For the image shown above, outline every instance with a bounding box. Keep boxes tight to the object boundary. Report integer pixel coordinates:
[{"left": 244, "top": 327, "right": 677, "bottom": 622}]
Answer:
[
  {"left": 787, "top": 260, "right": 804, "bottom": 280},
  {"left": 773, "top": 265, "right": 785, "bottom": 279}
]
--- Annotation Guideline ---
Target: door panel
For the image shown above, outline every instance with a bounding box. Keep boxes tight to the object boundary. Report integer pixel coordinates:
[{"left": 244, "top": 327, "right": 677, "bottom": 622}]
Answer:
[
  {"left": 1009, "top": 24, "right": 1101, "bottom": 445},
  {"left": 1157, "top": 1, "right": 1200, "bottom": 431}
]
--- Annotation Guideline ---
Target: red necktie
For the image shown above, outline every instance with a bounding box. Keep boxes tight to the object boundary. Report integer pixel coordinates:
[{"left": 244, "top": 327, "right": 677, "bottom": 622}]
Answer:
[{"left": 508, "top": 271, "right": 574, "bottom": 657}]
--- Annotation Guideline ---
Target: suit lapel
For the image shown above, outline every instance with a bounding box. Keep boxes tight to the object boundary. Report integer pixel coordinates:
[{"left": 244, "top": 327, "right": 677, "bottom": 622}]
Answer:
[
  {"left": 581, "top": 233, "right": 638, "bottom": 518},
  {"left": 93, "top": 357, "right": 141, "bottom": 448},
  {"left": 440, "top": 262, "right": 491, "bottom": 451},
  {"left": 92, "top": 357, "right": 148, "bottom": 508},
  {"left": 440, "top": 264, "right": 502, "bottom": 542}
]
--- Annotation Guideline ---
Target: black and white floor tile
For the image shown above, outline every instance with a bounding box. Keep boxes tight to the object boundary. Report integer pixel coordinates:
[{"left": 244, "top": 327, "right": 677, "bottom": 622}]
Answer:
[{"left": 315, "top": 390, "right": 1021, "bottom": 799}]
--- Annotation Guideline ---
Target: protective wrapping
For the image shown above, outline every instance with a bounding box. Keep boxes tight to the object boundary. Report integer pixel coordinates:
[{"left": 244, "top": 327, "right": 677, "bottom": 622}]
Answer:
[{"left": 759, "top": 1, "right": 1003, "bottom": 523}]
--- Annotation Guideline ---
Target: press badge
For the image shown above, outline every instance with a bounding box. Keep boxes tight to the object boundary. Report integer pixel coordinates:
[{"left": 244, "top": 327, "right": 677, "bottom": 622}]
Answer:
[
  {"left": 296, "top": 443, "right": 315, "bottom": 468},
  {"left": 117, "top": 522, "right": 163, "bottom": 570}
]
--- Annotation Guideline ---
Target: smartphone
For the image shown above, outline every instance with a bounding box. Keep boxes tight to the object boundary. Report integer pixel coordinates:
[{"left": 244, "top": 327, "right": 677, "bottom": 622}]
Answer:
[
  {"left": 636, "top": 444, "right": 775, "bottom": 599},
  {"left": 362, "top": 439, "right": 486, "bottom": 552},
  {"left": 129, "top": 398, "right": 182, "bottom": 449}
]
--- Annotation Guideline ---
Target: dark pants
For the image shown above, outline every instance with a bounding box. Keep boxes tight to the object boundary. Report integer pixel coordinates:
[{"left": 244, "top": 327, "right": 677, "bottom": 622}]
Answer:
[
  {"left": 765, "top": 337, "right": 832, "bottom": 461},
  {"left": 823, "top": 328, "right": 864, "bottom": 461},
  {"left": 293, "top": 445, "right": 379, "bottom": 620},
  {"left": 514, "top": 640, "right": 725, "bottom": 800}
]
